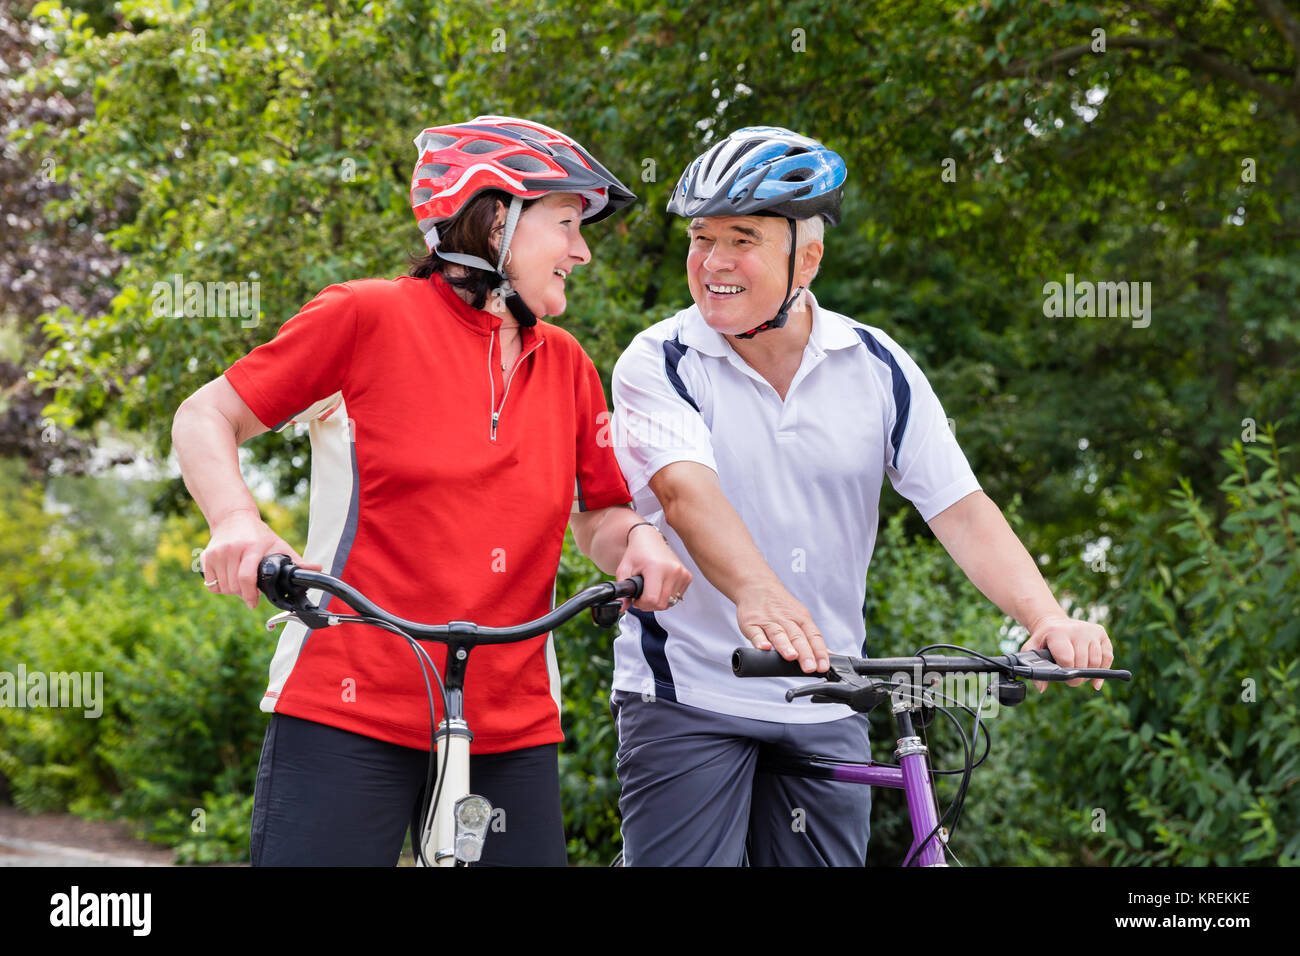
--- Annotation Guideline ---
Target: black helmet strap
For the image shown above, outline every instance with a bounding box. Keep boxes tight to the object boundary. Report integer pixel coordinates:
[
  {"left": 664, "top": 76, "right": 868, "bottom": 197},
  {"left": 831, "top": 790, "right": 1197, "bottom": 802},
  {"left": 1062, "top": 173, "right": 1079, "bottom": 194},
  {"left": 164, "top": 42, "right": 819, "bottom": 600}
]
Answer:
[
  {"left": 736, "top": 218, "right": 803, "bottom": 340},
  {"left": 434, "top": 196, "right": 539, "bottom": 327},
  {"left": 502, "top": 288, "right": 537, "bottom": 326}
]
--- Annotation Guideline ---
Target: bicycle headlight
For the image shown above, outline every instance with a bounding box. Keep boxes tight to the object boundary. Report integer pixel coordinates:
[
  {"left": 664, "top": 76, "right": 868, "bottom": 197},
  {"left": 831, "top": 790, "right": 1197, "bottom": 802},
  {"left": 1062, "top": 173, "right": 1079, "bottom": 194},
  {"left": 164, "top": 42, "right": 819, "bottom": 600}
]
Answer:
[{"left": 454, "top": 794, "right": 493, "bottom": 863}]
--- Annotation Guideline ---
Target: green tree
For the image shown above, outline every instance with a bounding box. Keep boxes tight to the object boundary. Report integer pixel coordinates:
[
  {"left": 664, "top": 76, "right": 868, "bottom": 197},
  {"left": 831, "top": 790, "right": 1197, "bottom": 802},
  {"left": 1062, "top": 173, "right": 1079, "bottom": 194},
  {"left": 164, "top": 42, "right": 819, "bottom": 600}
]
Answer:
[{"left": 11, "top": 0, "right": 1300, "bottom": 863}]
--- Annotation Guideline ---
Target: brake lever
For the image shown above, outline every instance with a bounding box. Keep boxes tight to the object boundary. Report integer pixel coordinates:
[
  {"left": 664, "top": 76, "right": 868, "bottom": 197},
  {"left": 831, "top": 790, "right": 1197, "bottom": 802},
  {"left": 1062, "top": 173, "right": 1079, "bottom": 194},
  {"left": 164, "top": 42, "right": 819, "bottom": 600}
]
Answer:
[
  {"left": 787, "top": 676, "right": 893, "bottom": 714},
  {"left": 1010, "top": 650, "right": 1132, "bottom": 682},
  {"left": 781, "top": 656, "right": 854, "bottom": 701},
  {"left": 266, "top": 608, "right": 338, "bottom": 632},
  {"left": 257, "top": 555, "right": 334, "bottom": 629},
  {"left": 786, "top": 681, "right": 832, "bottom": 702}
]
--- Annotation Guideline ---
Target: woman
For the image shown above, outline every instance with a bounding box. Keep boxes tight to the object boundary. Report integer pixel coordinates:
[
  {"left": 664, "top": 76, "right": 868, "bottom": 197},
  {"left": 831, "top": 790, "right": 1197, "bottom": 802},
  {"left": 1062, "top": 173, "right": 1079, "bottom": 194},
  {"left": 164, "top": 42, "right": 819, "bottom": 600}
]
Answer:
[{"left": 171, "top": 116, "right": 691, "bottom": 866}]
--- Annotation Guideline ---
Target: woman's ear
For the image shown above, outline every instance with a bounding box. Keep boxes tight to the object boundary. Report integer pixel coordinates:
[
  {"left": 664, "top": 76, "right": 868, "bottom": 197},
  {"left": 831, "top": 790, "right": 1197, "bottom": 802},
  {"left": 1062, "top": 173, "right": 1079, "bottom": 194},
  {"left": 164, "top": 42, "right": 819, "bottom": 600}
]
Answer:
[{"left": 488, "top": 200, "right": 507, "bottom": 260}]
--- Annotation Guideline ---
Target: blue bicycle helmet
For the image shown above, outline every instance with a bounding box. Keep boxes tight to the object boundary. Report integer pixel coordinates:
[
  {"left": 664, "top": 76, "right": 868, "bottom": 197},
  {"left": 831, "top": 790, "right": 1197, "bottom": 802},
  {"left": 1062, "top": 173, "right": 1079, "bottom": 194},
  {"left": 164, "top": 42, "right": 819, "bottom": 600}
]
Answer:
[
  {"left": 667, "top": 127, "right": 847, "bottom": 338},
  {"left": 668, "top": 126, "right": 846, "bottom": 224}
]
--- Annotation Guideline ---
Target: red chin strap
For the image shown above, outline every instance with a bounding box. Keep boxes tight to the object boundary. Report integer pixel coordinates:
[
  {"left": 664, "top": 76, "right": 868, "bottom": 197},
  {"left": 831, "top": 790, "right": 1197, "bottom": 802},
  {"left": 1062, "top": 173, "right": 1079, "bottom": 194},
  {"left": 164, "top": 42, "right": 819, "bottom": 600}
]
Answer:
[{"left": 735, "top": 219, "right": 801, "bottom": 340}]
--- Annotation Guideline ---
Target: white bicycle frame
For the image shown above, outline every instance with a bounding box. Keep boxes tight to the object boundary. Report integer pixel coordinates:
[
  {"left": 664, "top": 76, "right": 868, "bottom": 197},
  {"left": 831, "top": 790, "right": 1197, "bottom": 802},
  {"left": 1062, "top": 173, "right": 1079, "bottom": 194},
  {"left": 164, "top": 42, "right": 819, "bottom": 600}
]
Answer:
[{"left": 418, "top": 716, "right": 480, "bottom": 867}]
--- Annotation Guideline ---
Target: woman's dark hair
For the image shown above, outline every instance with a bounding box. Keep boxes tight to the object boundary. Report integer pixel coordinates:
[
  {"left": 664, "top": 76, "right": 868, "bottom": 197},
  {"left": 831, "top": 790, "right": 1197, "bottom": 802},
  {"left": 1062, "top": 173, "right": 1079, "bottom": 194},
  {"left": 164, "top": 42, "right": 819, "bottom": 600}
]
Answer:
[{"left": 408, "top": 189, "right": 534, "bottom": 309}]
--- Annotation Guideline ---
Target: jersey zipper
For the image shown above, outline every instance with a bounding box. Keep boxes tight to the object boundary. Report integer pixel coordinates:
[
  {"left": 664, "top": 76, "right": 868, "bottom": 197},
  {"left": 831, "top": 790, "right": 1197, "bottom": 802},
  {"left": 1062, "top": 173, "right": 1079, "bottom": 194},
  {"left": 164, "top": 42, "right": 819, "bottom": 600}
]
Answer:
[{"left": 488, "top": 327, "right": 544, "bottom": 442}]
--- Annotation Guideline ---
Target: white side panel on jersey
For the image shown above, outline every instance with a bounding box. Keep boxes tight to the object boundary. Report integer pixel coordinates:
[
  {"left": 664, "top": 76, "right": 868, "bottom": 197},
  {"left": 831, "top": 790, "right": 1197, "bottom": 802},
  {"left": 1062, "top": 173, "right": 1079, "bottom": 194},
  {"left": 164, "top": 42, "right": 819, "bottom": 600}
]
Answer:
[
  {"left": 545, "top": 579, "right": 562, "bottom": 719},
  {"left": 261, "top": 396, "right": 358, "bottom": 711}
]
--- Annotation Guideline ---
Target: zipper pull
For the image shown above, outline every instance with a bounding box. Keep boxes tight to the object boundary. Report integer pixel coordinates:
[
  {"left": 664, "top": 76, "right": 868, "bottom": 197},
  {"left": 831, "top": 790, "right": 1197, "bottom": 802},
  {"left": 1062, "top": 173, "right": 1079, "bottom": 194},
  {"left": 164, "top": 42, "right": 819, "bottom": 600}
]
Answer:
[{"left": 491, "top": 410, "right": 499, "bottom": 441}]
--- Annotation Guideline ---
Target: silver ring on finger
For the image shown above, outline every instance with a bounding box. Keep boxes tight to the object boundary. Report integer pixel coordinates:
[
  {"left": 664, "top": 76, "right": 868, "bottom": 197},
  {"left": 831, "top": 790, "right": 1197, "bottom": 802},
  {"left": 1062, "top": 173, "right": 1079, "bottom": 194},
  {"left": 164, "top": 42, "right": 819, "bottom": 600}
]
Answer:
[
  {"left": 667, "top": 594, "right": 681, "bottom": 607},
  {"left": 204, "top": 579, "right": 218, "bottom": 587}
]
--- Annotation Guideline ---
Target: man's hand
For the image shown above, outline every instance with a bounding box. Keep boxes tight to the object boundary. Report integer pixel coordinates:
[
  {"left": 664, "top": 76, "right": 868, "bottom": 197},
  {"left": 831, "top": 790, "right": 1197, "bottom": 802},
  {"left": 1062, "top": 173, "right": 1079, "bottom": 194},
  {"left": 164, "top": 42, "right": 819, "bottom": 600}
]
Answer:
[
  {"left": 735, "top": 583, "right": 828, "bottom": 674},
  {"left": 1020, "top": 615, "right": 1114, "bottom": 692},
  {"left": 648, "top": 463, "right": 828, "bottom": 673}
]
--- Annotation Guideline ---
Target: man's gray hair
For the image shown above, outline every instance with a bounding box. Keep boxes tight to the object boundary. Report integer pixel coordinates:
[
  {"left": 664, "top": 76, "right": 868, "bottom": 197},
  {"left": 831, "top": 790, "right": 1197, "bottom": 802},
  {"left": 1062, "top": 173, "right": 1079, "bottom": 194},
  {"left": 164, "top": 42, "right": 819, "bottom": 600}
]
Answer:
[{"left": 783, "top": 217, "right": 825, "bottom": 284}]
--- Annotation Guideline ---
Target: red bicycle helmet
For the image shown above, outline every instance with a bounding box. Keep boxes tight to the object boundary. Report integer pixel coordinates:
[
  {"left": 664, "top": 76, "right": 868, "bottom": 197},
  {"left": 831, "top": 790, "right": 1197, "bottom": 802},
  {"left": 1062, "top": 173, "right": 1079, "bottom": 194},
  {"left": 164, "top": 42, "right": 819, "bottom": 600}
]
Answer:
[{"left": 410, "top": 115, "right": 636, "bottom": 252}]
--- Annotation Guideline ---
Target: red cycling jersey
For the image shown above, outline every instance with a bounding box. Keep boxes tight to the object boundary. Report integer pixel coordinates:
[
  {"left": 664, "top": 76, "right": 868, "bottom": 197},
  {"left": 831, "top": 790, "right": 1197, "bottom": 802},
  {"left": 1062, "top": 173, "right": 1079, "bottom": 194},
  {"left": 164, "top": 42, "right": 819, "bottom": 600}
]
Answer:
[{"left": 224, "top": 273, "right": 631, "bottom": 752}]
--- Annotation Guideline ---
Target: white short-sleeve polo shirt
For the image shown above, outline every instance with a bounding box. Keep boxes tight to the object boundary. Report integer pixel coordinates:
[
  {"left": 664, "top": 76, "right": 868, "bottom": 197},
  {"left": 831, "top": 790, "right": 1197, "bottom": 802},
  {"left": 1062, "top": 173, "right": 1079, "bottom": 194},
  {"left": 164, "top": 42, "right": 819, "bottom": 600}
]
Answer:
[{"left": 609, "top": 292, "right": 982, "bottom": 722}]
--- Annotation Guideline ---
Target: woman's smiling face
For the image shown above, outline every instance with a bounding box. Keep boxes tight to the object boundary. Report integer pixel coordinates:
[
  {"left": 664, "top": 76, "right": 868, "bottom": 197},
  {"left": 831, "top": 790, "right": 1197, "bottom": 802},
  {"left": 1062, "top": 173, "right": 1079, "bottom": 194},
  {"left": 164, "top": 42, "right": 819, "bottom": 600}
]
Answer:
[{"left": 502, "top": 193, "right": 592, "bottom": 319}]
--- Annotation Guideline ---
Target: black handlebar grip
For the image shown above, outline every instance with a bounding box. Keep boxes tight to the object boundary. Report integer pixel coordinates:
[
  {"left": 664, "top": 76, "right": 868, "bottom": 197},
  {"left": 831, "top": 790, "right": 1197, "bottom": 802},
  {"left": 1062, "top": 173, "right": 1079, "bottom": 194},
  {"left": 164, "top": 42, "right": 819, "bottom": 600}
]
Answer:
[
  {"left": 1017, "top": 647, "right": 1132, "bottom": 681},
  {"left": 612, "top": 575, "right": 644, "bottom": 600},
  {"left": 257, "top": 553, "right": 295, "bottom": 604},
  {"left": 732, "top": 647, "right": 808, "bottom": 678}
]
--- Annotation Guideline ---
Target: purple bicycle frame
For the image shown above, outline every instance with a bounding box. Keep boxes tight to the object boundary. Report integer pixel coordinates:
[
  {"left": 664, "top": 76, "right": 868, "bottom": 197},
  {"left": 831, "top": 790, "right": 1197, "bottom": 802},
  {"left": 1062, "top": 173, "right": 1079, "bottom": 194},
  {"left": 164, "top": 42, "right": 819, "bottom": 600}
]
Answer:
[
  {"left": 744, "top": 645, "right": 1129, "bottom": 866},
  {"left": 753, "top": 681, "right": 953, "bottom": 865},
  {"left": 827, "top": 737, "right": 947, "bottom": 866}
]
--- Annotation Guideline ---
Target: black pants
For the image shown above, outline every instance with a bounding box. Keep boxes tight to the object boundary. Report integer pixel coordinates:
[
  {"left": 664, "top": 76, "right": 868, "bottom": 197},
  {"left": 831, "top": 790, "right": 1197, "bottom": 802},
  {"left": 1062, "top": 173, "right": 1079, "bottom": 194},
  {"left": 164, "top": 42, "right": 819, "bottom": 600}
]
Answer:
[{"left": 250, "top": 714, "right": 567, "bottom": 866}]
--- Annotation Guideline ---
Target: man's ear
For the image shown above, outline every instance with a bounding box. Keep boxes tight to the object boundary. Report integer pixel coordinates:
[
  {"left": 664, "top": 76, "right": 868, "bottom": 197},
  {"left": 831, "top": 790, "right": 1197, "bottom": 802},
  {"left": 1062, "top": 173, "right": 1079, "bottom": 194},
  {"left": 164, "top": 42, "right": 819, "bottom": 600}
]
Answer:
[{"left": 796, "top": 239, "right": 824, "bottom": 286}]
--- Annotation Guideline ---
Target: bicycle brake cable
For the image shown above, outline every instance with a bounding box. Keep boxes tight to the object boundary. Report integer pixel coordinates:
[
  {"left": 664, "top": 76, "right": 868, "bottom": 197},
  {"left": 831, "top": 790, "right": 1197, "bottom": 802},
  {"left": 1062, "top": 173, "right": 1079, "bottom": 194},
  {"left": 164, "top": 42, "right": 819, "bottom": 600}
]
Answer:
[
  {"left": 909, "top": 683, "right": 1000, "bottom": 864},
  {"left": 331, "top": 613, "right": 450, "bottom": 867},
  {"left": 879, "top": 676, "right": 991, "bottom": 774},
  {"left": 924, "top": 692, "right": 992, "bottom": 774},
  {"left": 903, "top": 699, "right": 971, "bottom": 867},
  {"left": 912, "top": 642, "right": 1014, "bottom": 673},
  {"left": 929, "top": 694, "right": 974, "bottom": 838}
]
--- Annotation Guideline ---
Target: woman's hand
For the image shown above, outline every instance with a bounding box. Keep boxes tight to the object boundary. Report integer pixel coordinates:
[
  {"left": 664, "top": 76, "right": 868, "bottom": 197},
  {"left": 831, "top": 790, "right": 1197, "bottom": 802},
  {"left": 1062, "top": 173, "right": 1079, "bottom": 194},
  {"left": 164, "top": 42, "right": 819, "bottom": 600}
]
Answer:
[
  {"left": 201, "top": 508, "right": 321, "bottom": 611},
  {"left": 616, "top": 523, "right": 692, "bottom": 614}
]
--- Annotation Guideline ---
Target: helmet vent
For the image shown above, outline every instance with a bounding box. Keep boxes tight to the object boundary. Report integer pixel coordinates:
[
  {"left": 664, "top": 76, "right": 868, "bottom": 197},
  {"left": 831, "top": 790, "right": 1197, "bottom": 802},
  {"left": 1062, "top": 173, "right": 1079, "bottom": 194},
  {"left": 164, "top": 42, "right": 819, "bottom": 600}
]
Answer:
[
  {"left": 461, "top": 139, "right": 502, "bottom": 154},
  {"left": 499, "top": 153, "right": 551, "bottom": 173},
  {"left": 419, "top": 132, "right": 459, "bottom": 149},
  {"left": 711, "top": 139, "right": 763, "bottom": 180},
  {"left": 500, "top": 124, "right": 539, "bottom": 138},
  {"left": 548, "top": 142, "right": 582, "bottom": 164},
  {"left": 417, "top": 163, "right": 450, "bottom": 180},
  {"left": 780, "top": 168, "right": 811, "bottom": 181}
]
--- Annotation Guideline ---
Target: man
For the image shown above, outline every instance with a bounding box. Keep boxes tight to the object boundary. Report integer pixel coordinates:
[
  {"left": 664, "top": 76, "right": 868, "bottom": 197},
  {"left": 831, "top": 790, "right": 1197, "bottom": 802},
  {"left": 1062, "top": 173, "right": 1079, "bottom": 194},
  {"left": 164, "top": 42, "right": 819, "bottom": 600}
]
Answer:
[{"left": 608, "top": 127, "right": 1113, "bottom": 866}]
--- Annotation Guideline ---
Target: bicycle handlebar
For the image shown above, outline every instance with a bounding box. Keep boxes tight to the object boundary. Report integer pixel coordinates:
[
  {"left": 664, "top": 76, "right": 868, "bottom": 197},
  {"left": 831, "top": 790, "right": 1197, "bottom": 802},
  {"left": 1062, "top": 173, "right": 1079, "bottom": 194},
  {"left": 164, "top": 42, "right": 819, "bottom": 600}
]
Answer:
[
  {"left": 256, "top": 554, "right": 644, "bottom": 643},
  {"left": 732, "top": 647, "right": 1132, "bottom": 683}
]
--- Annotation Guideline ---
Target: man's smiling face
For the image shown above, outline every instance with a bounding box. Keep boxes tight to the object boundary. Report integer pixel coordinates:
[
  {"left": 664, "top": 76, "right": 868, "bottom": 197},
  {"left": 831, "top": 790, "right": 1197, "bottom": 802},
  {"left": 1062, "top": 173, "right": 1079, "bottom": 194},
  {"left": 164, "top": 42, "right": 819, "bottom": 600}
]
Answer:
[{"left": 685, "top": 215, "right": 818, "bottom": 335}]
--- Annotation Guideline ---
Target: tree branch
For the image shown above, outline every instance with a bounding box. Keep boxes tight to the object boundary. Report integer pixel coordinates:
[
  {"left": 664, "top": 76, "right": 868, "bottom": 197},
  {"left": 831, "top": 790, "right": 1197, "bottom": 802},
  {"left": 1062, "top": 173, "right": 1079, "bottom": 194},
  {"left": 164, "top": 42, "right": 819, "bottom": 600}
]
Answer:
[
  {"left": 1253, "top": 0, "right": 1300, "bottom": 80},
  {"left": 1179, "top": 43, "right": 1295, "bottom": 106},
  {"left": 265, "top": 134, "right": 297, "bottom": 159},
  {"left": 1003, "top": 35, "right": 1178, "bottom": 75},
  {"left": 1004, "top": 34, "right": 1299, "bottom": 118}
]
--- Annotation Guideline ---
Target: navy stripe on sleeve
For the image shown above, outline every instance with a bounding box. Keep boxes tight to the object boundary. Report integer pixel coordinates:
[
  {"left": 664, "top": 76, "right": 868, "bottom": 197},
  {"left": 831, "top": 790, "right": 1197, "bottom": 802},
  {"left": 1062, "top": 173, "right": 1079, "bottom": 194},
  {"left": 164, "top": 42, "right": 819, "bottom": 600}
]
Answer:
[
  {"left": 661, "top": 336, "right": 700, "bottom": 413},
  {"left": 853, "top": 327, "right": 911, "bottom": 470}
]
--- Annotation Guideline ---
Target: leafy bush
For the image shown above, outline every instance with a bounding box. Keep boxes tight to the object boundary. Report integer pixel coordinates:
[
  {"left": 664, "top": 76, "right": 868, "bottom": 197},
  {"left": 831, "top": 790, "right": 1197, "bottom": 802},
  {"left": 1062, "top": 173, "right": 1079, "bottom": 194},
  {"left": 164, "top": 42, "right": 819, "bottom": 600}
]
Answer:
[
  {"left": 0, "top": 458, "right": 99, "bottom": 620},
  {"left": 860, "top": 499, "right": 1076, "bottom": 866},
  {"left": 1039, "top": 430, "right": 1300, "bottom": 866},
  {"left": 861, "top": 432, "right": 1300, "bottom": 866},
  {"left": 0, "top": 564, "right": 273, "bottom": 862},
  {"left": 158, "top": 791, "right": 256, "bottom": 865},
  {"left": 554, "top": 534, "right": 624, "bottom": 866}
]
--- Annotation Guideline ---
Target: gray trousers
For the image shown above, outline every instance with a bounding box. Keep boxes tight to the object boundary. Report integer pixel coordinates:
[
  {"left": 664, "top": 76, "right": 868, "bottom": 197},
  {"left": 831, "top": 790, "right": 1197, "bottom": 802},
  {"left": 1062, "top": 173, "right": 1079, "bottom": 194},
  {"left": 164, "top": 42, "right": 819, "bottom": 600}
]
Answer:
[{"left": 610, "top": 689, "right": 872, "bottom": 866}]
